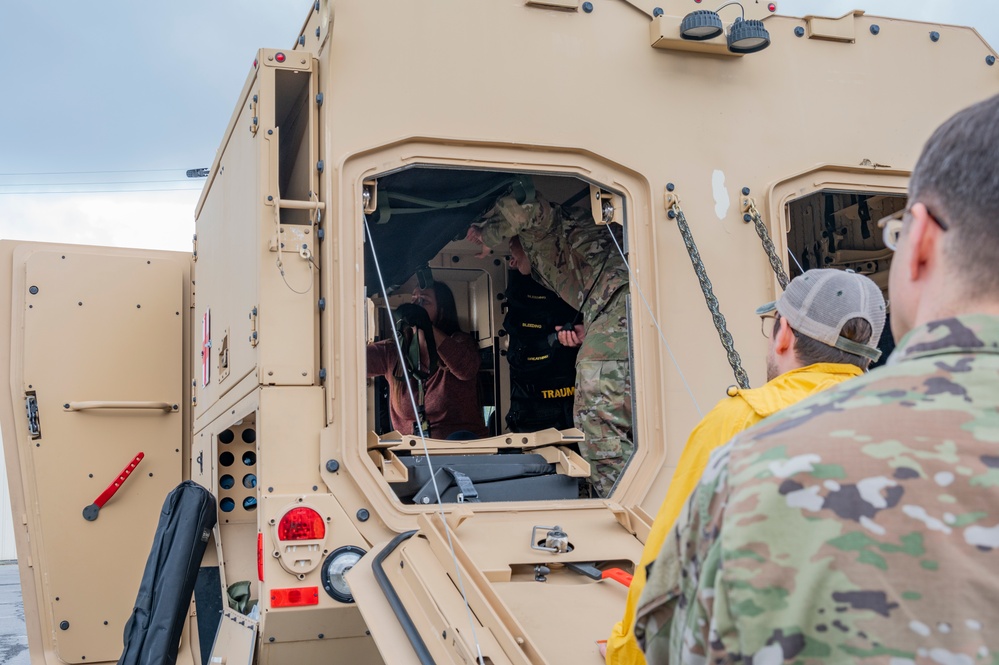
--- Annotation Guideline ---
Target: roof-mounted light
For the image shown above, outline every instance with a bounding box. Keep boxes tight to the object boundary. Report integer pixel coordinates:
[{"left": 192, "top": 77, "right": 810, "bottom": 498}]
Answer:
[
  {"left": 680, "top": 10, "right": 724, "bottom": 40},
  {"left": 678, "top": 1, "right": 771, "bottom": 54},
  {"left": 728, "top": 17, "right": 771, "bottom": 53}
]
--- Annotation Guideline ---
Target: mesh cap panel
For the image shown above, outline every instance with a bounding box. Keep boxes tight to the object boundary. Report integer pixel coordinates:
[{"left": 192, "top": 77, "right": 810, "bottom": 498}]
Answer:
[{"left": 771, "top": 270, "right": 886, "bottom": 360}]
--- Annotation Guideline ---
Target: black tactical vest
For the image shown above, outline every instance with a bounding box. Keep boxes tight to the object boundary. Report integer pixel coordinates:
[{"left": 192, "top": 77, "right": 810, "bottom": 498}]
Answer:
[{"left": 502, "top": 271, "right": 580, "bottom": 432}]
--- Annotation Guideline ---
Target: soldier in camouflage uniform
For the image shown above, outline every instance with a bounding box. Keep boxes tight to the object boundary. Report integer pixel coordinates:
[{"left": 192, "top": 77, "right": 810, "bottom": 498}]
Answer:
[
  {"left": 634, "top": 94, "right": 999, "bottom": 663},
  {"left": 467, "top": 177, "right": 632, "bottom": 497}
]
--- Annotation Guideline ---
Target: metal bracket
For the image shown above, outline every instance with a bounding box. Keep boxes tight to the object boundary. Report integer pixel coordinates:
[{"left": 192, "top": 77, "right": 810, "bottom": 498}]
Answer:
[
  {"left": 591, "top": 186, "right": 622, "bottom": 226},
  {"left": 248, "top": 307, "right": 259, "bottom": 348},
  {"left": 530, "top": 525, "right": 570, "bottom": 554},
  {"left": 664, "top": 188, "right": 681, "bottom": 212},
  {"left": 249, "top": 96, "right": 259, "bottom": 136},
  {"left": 362, "top": 180, "right": 378, "bottom": 214}
]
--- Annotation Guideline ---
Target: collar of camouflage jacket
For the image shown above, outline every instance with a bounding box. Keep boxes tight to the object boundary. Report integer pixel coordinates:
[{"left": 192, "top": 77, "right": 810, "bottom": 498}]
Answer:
[{"left": 889, "top": 314, "right": 999, "bottom": 365}]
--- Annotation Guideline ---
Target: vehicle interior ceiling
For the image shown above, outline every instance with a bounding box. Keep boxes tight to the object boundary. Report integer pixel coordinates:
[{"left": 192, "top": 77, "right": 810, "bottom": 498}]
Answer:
[
  {"left": 786, "top": 190, "right": 906, "bottom": 366},
  {"left": 362, "top": 167, "right": 629, "bottom": 503}
]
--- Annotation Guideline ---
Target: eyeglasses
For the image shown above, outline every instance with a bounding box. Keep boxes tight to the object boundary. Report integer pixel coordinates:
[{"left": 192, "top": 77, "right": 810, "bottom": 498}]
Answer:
[
  {"left": 877, "top": 204, "right": 949, "bottom": 251},
  {"left": 760, "top": 312, "right": 778, "bottom": 339}
]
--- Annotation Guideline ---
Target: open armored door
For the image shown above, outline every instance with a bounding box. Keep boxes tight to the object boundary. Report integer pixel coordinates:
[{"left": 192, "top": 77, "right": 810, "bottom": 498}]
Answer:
[{"left": 0, "top": 241, "right": 192, "bottom": 664}]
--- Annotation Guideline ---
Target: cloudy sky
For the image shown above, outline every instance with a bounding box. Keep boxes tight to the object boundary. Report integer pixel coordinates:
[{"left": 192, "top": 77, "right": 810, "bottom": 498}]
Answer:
[{"left": 0, "top": 1, "right": 996, "bottom": 253}]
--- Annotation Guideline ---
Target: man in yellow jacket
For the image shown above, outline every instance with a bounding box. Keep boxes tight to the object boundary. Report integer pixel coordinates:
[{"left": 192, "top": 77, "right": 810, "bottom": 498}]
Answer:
[{"left": 604, "top": 269, "right": 886, "bottom": 665}]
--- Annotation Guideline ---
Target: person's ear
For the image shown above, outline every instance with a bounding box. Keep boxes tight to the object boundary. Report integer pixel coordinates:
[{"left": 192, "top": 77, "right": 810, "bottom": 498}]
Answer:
[
  {"left": 904, "top": 202, "right": 941, "bottom": 282},
  {"left": 774, "top": 319, "right": 795, "bottom": 356}
]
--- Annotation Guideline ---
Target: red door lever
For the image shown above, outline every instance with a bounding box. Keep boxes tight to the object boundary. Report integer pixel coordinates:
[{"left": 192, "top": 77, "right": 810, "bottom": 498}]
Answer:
[{"left": 82, "top": 452, "right": 144, "bottom": 521}]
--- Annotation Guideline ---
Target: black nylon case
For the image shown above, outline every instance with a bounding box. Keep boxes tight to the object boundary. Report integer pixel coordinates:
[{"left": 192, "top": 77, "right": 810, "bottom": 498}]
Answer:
[{"left": 118, "top": 480, "right": 218, "bottom": 665}]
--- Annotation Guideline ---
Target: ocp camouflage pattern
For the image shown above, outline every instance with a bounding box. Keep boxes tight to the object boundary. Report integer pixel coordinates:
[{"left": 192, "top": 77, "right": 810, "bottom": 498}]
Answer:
[
  {"left": 475, "top": 184, "right": 633, "bottom": 496},
  {"left": 635, "top": 314, "right": 999, "bottom": 664}
]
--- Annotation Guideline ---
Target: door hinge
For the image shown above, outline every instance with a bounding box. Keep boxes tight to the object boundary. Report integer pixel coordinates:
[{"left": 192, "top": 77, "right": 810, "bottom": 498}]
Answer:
[{"left": 249, "top": 306, "right": 259, "bottom": 347}]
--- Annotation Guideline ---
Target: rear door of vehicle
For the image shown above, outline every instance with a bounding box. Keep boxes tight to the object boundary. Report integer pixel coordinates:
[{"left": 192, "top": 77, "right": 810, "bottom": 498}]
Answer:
[{"left": 0, "top": 240, "right": 191, "bottom": 664}]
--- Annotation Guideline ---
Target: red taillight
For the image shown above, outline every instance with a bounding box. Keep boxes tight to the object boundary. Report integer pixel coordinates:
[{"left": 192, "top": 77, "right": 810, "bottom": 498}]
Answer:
[
  {"left": 257, "top": 532, "right": 264, "bottom": 581},
  {"left": 270, "top": 586, "right": 319, "bottom": 608},
  {"left": 253, "top": 58, "right": 258, "bottom": 68},
  {"left": 275, "top": 52, "right": 286, "bottom": 63},
  {"left": 278, "top": 507, "right": 326, "bottom": 541},
  {"left": 768, "top": 2, "right": 776, "bottom": 11}
]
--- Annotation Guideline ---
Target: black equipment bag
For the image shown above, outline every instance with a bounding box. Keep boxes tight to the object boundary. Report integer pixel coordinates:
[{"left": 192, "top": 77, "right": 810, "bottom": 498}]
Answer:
[
  {"left": 502, "top": 271, "right": 579, "bottom": 431},
  {"left": 118, "top": 480, "right": 218, "bottom": 665}
]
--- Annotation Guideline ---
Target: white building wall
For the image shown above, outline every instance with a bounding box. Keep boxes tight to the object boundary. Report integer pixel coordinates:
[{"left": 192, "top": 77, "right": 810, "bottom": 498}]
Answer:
[{"left": 0, "top": 439, "right": 18, "bottom": 561}]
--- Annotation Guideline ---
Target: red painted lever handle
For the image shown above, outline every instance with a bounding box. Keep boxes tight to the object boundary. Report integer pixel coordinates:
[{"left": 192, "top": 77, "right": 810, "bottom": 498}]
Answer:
[
  {"left": 93, "top": 452, "right": 144, "bottom": 508},
  {"left": 602, "top": 568, "right": 633, "bottom": 587}
]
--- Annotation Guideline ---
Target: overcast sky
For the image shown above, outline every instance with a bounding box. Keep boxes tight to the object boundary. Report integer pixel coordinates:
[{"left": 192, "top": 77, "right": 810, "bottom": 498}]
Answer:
[{"left": 0, "top": 0, "right": 996, "bottom": 253}]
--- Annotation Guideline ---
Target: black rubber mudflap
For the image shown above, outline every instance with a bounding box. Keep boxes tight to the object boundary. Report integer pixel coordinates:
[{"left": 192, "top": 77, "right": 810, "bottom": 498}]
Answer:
[{"left": 194, "top": 566, "right": 223, "bottom": 665}]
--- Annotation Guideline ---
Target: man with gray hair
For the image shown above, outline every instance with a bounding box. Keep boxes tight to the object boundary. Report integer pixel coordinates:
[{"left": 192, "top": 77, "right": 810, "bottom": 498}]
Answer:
[{"left": 635, "top": 93, "right": 999, "bottom": 663}]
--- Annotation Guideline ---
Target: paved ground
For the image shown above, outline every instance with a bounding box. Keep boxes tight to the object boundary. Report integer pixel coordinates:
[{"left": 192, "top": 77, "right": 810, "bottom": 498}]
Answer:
[{"left": 0, "top": 562, "right": 30, "bottom": 664}]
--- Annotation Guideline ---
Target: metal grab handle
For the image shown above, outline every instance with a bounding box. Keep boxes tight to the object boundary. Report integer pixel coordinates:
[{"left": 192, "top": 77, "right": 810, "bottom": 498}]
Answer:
[
  {"left": 64, "top": 401, "right": 178, "bottom": 412},
  {"left": 276, "top": 198, "right": 325, "bottom": 211}
]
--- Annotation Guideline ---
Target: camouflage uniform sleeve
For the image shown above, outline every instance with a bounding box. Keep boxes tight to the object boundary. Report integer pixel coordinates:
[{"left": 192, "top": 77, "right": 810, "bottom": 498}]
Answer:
[
  {"left": 474, "top": 194, "right": 560, "bottom": 248},
  {"left": 635, "top": 442, "right": 734, "bottom": 663}
]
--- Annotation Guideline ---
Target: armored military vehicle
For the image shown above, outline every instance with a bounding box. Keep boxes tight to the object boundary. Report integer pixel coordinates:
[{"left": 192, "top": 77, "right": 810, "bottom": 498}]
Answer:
[{"left": 2, "top": 1, "right": 996, "bottom": 663}]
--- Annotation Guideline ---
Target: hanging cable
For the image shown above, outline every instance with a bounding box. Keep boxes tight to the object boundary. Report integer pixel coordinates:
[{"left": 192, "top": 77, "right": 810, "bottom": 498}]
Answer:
[
  {"left": 0, "top": 178, "right": 194, "bottom": 187},
  {"left": 0, "top": 167, "right": 194, "bottom": 176},
  {"left": 363, "top": 213, "right": 486, "bottom": 665},
  {"left": 604, "top": 227, "right": 704, "bottom": 418},
  {"left": 0, "top": 187, "right": 202, "bottom": 195}
]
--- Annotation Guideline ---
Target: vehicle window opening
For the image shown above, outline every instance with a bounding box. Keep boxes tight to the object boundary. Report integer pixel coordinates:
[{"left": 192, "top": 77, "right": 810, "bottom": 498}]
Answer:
[
  {"left": 363, "top": 167, "right": 636, "bottom": 502},
  {"left": 785, "top": 189, "right": 905, "bottom": 367},
  {"left": 275, "top": 68, "right": 313, "bottom": 225}
]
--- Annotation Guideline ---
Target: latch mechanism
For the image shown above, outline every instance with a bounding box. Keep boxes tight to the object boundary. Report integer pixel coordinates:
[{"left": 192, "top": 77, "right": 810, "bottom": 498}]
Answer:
[
  {"left": 24, "top": 392, "right": 41, "bottom": 439},
  {"left": 531, "top": 525, "right": 571, "bottom": 553}
]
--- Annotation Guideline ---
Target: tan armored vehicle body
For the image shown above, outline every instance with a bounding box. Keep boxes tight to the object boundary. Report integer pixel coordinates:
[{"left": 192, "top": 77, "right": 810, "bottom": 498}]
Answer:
[{"left": 2, "top": 1, "right": 997, "bottom": 663}]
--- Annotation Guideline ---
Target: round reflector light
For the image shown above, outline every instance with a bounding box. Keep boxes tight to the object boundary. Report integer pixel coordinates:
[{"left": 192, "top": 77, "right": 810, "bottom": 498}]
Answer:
[
  {"left": 768, "top": 3, "right": 776, "bottom": 11},
  {"left": 321, "top": 546, "right": 366, "bottom": 603},
  {"left": 278, "top": 507, "right": 325, "bottom": 541},
  {"left": 275, "top": 52, "right": 286, "bottom": 63}
]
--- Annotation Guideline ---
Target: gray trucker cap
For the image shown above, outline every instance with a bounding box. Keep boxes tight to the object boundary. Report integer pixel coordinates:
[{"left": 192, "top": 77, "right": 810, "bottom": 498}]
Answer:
[{"left": 755, "top": 269, "right": 886, "bottom": 362}]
